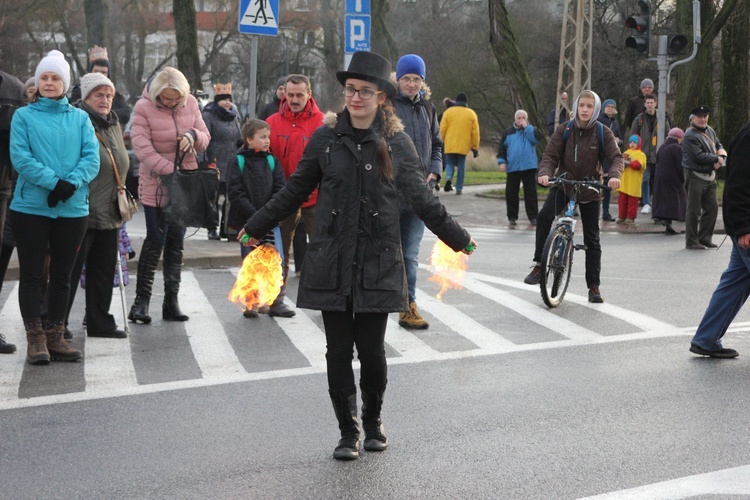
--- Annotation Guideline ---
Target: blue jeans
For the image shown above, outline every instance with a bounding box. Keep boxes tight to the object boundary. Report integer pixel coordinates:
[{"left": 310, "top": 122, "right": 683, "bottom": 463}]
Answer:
[
  {"left": 399, "top": 206, "right": 425, "bottom": 303},
  {"left": 691, "top": 238, "right": 750, "bottom": 350},
  {"left": 444, "top": 154, "right": 467, "bottom": 192}
]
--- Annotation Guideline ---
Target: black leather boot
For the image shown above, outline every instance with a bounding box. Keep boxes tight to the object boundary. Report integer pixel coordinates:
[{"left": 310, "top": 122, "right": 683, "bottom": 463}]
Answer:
[
  {"left": 329, "top": 388, "right": 361, "bottom": 461},
  {"left": 128, "top": 239, "right": 161, "bottom": 324},
  {"left": 162, "top": 235, "right": 189, "bottom": 321},
  {"left": 361, "top": 384, "right": 388, "bottom": 451}
]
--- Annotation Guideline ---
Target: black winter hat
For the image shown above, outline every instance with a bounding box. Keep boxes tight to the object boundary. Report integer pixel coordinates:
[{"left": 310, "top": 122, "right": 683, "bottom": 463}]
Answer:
[
  {"left": 336, "top": 51, "right": 396, "bottom": 99},
  {"left": 455, "top": 92, "right": 468, "bottom": 104}
]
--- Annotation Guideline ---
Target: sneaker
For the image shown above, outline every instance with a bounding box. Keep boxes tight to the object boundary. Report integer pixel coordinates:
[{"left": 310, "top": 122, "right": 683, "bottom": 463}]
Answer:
[
  {"left": 0, "top": 334, "right": 17, "bottom": 354},
  {"left": 689, "top": 343, "right": 739, "bottom": 358},
  {"left": 623, "top": 218, "right": 635, "bottom": 225},
  {"left": 524, "top": 265, "right": 541, "bottom": 285},
  {"left": 444, "top": 180, "right": 453, "bottom": 192},
  {"left": 616, "top": 218, "right": 625, "bottom": 224},
  {"left": 641, "top": 204, "right": 652, "bottom": 214},
  {"left": 455, "top": 190, "right": 462, "bottom": 195},
  {"left": 588, "top": 286, "right": 604, "bottom": 303},
  {"left": 602, "top": 213, "right": 614, "bottom": 222},
  {"left": 509, "top": 219, "right": 517, "bottom": 227},
  {"left": 207, "top": 228, "right": 221, "bottom": 240},
  {"left": 398, "top": 301, "right": 429, "bottom": 329}
]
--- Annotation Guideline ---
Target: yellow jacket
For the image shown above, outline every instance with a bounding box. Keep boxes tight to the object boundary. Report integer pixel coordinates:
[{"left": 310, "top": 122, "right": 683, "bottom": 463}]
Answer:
[
  {"left": 619, "top": 146, "right": 647, "bottom": 197},
  {"left": 440, "top": 105, "right": 480, "bottom": 155}
]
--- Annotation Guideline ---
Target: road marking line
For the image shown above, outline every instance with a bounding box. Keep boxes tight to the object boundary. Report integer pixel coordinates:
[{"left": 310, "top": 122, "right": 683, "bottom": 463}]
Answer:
[
  {"left": 0, "top": 283, "right": 25, "bottom": 401},
  {"left": 577, "top": 464, "right": 750, "bottom": 499},
  {"left": 385, "top": 316, "right": 435, "bottom": 361},
  {"left": 181, "top": 271, "right": 246, "bottom": 379}
]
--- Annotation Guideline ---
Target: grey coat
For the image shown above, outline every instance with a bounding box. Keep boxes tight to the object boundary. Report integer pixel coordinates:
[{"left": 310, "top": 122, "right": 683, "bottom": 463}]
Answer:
[
  {"left": 246, "top": 109, "right": 470, "bottom": 313},
  {"left": 79, "top": 102, "right": 129, "bottom": 230},
  {"left": 202, "top": 102, "right": 242, "bottom": 180}
]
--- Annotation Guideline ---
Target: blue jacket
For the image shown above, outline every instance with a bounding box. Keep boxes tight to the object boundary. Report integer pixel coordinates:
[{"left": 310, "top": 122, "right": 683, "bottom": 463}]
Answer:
[
  {"left": 496, "top": 124, "right": 542, "bottom": 173},
  {"left": 10, "top": 97, "right": 99, "bottom": 218}
]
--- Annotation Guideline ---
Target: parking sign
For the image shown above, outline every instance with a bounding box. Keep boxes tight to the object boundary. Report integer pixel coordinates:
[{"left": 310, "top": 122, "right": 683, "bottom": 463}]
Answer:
[{"left": 345, "top": 14, "right": 370, "bottom": 53}]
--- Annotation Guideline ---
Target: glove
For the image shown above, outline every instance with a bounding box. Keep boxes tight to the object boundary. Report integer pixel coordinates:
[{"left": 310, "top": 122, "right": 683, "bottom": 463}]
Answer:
[
  {"left": 47, "top": 191, "right": 60, "bottom": 208},
  {"left": 53, "top": 180, "right": 76, "bottom": 201},
  {"left": 472, "top": 149, "right": 479, "bottom": 158},
  {"left": 629, "top": 161, "right": 642, "bottom": 170}
]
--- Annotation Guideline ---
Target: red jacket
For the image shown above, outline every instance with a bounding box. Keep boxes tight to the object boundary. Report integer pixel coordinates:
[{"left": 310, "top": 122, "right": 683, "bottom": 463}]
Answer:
[{"left": 266, "top": 97, "right": 324, "bottom": 208}]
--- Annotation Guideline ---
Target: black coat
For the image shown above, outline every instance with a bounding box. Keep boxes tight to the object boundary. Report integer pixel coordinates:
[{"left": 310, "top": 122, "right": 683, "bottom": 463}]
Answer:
[
  {"left": 652, "top": 137, "right": 686, "bottom": 221},
  {"left": 226, "top": 147, "right": 285, "bottom": 228},
  {"left": 246, "top": 109, "right": 471, "bottom": 313},
  {"left": 723, "top": 121, "right": 750, "bottom": 238}
]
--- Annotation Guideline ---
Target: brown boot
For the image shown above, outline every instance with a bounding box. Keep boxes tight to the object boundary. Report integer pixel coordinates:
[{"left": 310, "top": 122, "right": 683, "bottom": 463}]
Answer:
[
  {"left": 25, "top": 319, "right": 50, "bottom": 365},
  {"left": 45, "top": 321, "right": 82, "bottom": 362},
  {"left": 398, "top": 301, "right": 429, "bottom": 329}
]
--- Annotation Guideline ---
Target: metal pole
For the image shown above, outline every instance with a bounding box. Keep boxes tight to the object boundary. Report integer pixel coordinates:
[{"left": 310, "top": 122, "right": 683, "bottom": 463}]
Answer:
[
  {"left": 249, "top": 35, "right": 258, "bottom": 118},
  {"left": 667, "top": 0, "right": 701, "bottom": 93},
  {"left": 656, "top": 35, "right": 668, "bottom": 149}
]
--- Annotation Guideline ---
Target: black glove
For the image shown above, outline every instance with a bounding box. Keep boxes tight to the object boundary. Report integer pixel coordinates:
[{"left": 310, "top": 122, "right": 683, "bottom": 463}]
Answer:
[
  {"left": 53, "top": 180, "right": 76, "bottom": 201},
  {"left": 47, "top": 192, "right": 60, "bottom": 208},
  {"left": 472, "top": 149, "right": 479, "bottom": 158}
]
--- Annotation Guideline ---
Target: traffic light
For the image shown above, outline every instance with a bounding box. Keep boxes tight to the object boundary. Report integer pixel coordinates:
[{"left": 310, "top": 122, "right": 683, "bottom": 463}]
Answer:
[
  {"left": 625, "top": 0, "right": 651, "bottom": 55},
  {"left": 667, "top": 34, "right": 688, "bottom": 55}
]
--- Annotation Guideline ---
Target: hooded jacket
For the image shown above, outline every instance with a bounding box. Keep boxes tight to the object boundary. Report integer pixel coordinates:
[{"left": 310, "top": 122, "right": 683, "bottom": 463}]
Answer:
[
  {"left": 496, "top": 123, "right": 542, "bottom": 173},
  {"left": 439, "top": 103, "right": 480, "bottom": 155},
  {"left": 131, "top": 85, "right": 210, "bottom": 208},
  {"left": 619, "top": 136, "right": 647, "bottom": 198},
  {"left": 265, "top": 96, "right": 324, "bottom": 209},
  {"left": 245, "top": 109, "right": 470, "bottom": 313},
  {"left": 226, "top": 147, "right": 286, "bottom": 228},
  {"left": 539, "top": 91, "right": 624, "bottom": 202},
  {"left": 10, "top": 96, "right": 100, "bottom": 218},
  {"left": 78, "top": 101, "right": 130, "bottom": 230}
]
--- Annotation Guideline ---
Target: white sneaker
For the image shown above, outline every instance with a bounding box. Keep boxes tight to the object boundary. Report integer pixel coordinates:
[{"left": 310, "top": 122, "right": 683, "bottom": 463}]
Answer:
[{"left": 641, "top": 204, "right": 652, "bottom": 214}]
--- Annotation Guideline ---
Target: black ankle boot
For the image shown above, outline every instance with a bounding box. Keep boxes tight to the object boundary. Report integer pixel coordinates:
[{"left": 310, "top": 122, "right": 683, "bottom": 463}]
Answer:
[
  {"left": 163, "top": 293, "right": 189, "bottom": 321},
  {"left": 329, "top": 388, "right": 361, "bottom": 461},
  {"left": 128, "top": 296, "right": 151, "bottom": 324},
  {"left": 361, "top": 384, "right": 388, "bottom": 451}
]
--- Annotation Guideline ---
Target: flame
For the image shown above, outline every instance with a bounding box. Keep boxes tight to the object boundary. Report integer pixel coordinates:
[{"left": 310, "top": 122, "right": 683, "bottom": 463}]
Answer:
[
  {"left": 228, "top": 244, "right": 283, "bottom": 310},
  {"left": 427, "top": 240, "right": 468, "bottom": 301}
]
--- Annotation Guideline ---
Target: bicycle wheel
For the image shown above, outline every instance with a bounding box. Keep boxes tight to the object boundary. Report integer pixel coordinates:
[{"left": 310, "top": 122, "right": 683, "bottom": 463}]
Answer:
[{"left": 540, "top": 225, "right": 573, "bottom": 308}]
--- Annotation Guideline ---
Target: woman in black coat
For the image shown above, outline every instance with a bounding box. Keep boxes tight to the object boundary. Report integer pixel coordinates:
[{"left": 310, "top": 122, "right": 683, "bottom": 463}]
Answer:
[
  {"left": 239, "top": 51, "right": 476, "bottom": 461},
  {"left": 653, "top": 127, "right": 686, "bottom": 234}
]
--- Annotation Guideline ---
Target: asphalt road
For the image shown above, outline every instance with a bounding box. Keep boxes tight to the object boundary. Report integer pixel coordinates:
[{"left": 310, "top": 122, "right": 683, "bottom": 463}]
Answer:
[{"left": 2, "top": 191, "right": 749, "bottom": 499}]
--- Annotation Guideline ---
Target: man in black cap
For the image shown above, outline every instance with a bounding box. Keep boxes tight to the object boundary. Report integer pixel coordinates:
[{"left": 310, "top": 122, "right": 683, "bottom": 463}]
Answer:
[{"left": 682, "top": 105, "right": 727, "bottom": 250}]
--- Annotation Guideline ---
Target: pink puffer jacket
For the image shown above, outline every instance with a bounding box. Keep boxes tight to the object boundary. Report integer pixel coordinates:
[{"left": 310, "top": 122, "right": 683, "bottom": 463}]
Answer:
[{"left": 132, "top": 86, "right": 210, "bottom": 207}]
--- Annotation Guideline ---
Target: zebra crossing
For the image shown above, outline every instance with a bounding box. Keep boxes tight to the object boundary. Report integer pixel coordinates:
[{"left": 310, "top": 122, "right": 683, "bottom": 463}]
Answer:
[{"left": 0, "top": 263, "right": 735, "bottom": 412}]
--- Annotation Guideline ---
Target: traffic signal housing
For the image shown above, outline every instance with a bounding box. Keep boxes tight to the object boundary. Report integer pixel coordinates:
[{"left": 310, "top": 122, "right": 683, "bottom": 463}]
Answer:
[
  {"left": 667, "top": 34, "right": 688, "bottom": 55},
  {"left": 625, "top": 0, "right": 651, "bottom": 55}
]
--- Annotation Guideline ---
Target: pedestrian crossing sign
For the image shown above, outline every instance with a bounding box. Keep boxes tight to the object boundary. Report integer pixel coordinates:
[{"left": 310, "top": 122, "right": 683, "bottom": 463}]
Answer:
[{"left": 239, "top": 0, "right": 279, "bottom": 36}]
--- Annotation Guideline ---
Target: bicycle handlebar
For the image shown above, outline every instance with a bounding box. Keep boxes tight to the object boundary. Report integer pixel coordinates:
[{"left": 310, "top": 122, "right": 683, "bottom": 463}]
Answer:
[{"left": 548, "top": 177, "right": 611, "bottom": 192}]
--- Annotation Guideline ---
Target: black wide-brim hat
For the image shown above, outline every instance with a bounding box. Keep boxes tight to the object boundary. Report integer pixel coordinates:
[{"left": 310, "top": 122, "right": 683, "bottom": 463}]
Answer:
[{"left": 336, "top": 51, "right": 396, "bottom": 99}]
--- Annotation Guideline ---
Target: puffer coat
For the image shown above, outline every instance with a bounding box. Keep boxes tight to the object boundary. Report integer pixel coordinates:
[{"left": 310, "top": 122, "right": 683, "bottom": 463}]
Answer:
[
  {"left": 246, "top": 109, "right": 471, "bottom": 313},
  {"left": 201, "top": 102, "right": 242, "bottom": 181},
  {"left": 78, "top": 102, "right": 130, "bottom": 230},
  {"left": 131, "top": 85, "right": 210, "bottom": 208}
]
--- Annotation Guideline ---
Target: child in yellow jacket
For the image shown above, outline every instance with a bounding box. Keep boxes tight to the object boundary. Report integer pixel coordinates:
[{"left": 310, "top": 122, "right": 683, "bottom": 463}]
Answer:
[{"left": 617, "top": 135, "right": 647, "bottom": 224}]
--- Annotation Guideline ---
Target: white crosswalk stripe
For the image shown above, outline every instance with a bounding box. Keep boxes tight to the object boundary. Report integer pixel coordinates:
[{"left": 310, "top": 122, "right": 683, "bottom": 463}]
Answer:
[{"left": 0, "top": 266, "right": 702, "bottom": 411}]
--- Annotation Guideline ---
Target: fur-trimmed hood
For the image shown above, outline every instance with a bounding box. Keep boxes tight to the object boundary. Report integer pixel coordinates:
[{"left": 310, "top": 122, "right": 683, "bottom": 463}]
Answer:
[{"left": 324, "top": 109, "right": 405, "bottom": 138}]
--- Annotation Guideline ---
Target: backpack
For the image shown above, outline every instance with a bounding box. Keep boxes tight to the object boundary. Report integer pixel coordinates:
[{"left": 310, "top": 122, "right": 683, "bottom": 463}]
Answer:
[
  {"left": 561, "top": 119, "right": 607, "bottom": 168},
  {"left": 237, "top": 154, "right": 275, "bottom": 174}
]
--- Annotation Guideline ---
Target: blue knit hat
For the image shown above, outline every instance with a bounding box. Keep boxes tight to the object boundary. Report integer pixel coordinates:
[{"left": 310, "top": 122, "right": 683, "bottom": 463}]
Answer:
[
  {"left": 629, "top": 135, "right": 640, "bottom": 144},
  {"left": 396, "top": 54, "right": 426, "bottom": 80},
  {"left": 602, "top": 99, "right": 617, "bottom": 108}
]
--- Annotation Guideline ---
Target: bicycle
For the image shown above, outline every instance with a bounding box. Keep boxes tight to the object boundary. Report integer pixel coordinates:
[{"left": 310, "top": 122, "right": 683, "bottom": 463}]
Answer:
[{"left": 539, "top": 177, "right": 610, "bottom": 308}]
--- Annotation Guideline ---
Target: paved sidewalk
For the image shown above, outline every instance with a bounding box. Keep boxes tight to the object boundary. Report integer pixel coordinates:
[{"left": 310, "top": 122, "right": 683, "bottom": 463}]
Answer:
[{"left": 2, "top": 184, "right": 724, "bottom": 279}]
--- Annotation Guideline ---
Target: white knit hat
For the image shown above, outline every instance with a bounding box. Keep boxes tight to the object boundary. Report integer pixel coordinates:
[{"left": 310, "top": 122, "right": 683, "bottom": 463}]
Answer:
[
  {"left": 35, "top": 50, "right": 71, "bottom": 93},
  {"left": 80, "top": 72, "right": 115, "bottom": 101}
]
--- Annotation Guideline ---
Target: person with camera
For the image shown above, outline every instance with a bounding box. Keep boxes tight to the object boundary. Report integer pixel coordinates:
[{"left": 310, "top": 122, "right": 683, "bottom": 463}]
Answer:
[{"left": 128, "top": 67, "right": 210, "bottom": 324}]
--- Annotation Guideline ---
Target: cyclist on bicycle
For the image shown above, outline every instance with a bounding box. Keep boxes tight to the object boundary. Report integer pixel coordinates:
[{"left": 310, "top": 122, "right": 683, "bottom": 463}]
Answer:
[{"left": 524, "top": 90, "right": 624, "bottom": 303}]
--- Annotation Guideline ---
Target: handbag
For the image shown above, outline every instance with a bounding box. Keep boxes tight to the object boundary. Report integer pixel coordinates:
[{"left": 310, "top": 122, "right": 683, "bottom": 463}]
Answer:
[
  {"left": 96, "top": 132, "right": 138, "bottom": 222},
  {"left": 162, "top": 145, "right": 220, "bottom": 228}
]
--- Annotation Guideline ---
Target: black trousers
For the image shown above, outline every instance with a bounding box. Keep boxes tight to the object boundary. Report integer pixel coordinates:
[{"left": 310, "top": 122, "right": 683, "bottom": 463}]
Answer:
[
  {"left": 66, "top": 227, "right": 119, "bottom": 333},
  {"left": 11, "top": 211, "right": 87, "bottom": 321},
  {"left": 533, "top": 188, "right": 601, "bottom": 288},
  {"left": 322, "top": 299, "right": 388, "bottom": 392},
  {"left": 505, "top": 169, "right": 539, "bottom": 222}
]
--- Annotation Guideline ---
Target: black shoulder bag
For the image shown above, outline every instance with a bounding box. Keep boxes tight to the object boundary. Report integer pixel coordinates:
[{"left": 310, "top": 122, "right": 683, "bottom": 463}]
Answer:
[{"left": 162, "top": 145, "right": 220, "bottom": 228}]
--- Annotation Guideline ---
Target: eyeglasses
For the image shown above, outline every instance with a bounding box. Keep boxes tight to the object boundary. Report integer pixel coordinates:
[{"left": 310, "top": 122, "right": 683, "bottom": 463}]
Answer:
[
  {"left": 343, "top": 86, "right": 383, "bottom": 100},
  {"left": 399, "top": 76, "right": 423, "bottom": 85}
]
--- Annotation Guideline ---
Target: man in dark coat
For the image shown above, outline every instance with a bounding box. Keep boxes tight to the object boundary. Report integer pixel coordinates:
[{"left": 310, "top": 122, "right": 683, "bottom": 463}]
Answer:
[
  {"left": 546, "top": 91, "right": 569, "bottom": 135},
  {"left": 258, "top": 77, "right": 286, "bottom": 121},
  {"left": 624, "top": 78, "right": 654, "bottom": 137},
  {"left": 689, "top": 118, "right": 750, "bottom": 359}
]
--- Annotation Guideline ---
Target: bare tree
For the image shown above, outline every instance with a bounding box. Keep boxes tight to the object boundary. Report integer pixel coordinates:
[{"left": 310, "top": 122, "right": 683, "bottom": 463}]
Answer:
[
  {"left": 173, "top": 0, "right": 202, "bottom": 90},
  {"left": 84, "top": 0, "right": 107, "bottom": 48},
  {"left": 718, "top": 0, "right": 749, "bottom": 143},
  {"left": 371, "top": 0, "right": 398, "bottom": 64}
]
